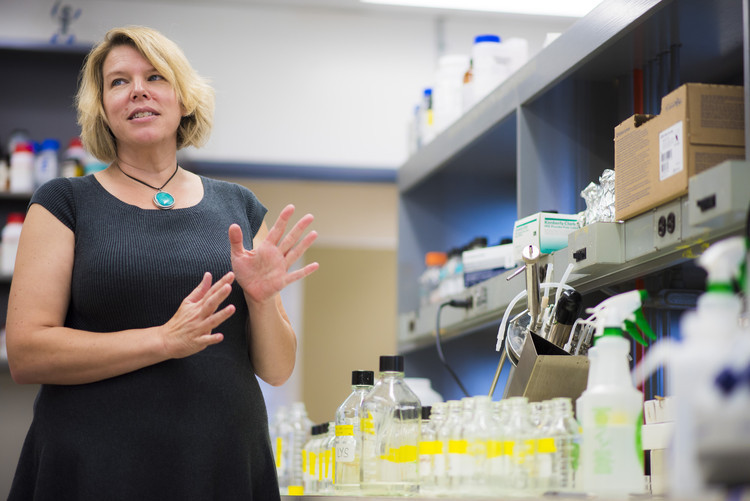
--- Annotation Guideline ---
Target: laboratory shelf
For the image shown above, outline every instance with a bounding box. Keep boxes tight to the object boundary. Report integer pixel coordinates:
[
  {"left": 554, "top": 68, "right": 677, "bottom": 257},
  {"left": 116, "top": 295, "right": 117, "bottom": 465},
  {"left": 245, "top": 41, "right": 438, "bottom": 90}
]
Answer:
[
  {"left": 395, "top": 0, "right": 748, "bottom": 362},
  {"left": 398, "top": 161, "right": 750, "bottom": 353}
]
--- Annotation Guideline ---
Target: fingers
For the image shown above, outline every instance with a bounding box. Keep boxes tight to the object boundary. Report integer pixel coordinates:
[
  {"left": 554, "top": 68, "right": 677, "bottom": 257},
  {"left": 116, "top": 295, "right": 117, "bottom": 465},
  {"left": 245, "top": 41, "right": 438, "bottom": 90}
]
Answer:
[
  {"left": 278, "top": 213, "right": 315, "bottom": 256},
  {"left": 284, "top": 229, "right": 318, "bottom": 267},
  {"left": 228, "top": 224, "right": 245, "bottom": 256},
  {"left": 286, "top": 261, "right": 320, "bottom": 284},
  {"left": 265, "top": 204, "right": 296, "bottom": 246}
]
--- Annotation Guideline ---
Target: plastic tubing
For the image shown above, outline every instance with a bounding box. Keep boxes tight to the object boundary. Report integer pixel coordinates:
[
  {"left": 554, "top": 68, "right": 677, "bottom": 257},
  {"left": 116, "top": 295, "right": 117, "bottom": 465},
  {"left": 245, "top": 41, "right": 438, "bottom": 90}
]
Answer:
[{"left": 495, "top": 281, "right": 576, "bottom": 351}]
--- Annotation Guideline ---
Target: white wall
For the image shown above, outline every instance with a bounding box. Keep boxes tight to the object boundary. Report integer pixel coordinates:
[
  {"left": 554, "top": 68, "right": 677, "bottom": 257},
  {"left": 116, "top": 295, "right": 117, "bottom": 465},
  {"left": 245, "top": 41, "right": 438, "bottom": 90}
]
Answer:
[{"left": 0, "top": 0, "right": 574, "bottom": 169}]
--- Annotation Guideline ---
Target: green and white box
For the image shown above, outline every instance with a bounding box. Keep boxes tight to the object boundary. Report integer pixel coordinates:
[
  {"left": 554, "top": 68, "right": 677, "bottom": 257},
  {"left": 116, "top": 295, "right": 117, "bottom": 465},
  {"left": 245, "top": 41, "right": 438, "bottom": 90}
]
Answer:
[{"left": 512, "top": 212, "right": 579, "bottom": 263}]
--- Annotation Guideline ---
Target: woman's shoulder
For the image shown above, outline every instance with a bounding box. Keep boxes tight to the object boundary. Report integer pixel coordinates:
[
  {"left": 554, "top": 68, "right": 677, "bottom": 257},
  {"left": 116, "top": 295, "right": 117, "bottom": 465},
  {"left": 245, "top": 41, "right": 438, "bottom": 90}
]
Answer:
[{"left": 200, "top": 176, "right": 260, "bottom": 202}]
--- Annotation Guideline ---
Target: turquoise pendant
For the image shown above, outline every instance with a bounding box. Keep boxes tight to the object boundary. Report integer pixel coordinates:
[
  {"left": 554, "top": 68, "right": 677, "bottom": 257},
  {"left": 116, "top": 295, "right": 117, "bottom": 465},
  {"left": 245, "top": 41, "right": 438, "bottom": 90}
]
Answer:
[{"left": 153, "top": 191, "right": 175, "bottom": 210}]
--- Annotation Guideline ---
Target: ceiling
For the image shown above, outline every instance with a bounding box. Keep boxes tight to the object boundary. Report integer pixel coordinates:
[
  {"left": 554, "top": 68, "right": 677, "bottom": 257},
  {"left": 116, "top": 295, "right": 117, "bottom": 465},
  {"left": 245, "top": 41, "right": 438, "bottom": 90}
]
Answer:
[{"left": 137, "top": 0, "right": 587, "bottom": 22}]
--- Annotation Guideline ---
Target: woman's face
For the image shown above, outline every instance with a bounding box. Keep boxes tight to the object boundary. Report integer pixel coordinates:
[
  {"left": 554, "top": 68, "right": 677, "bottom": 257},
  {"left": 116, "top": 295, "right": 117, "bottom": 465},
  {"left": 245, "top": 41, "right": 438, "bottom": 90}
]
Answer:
[{"left": 101, "top": 44, "right": 184, "bottom": 154}]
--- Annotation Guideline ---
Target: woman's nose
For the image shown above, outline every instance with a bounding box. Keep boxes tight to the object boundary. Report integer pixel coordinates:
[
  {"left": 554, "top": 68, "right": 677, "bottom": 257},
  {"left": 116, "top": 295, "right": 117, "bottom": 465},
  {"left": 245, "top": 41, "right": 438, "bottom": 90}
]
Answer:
[{"left": 131, "top": 79, "right": 150, "bottom": 99}]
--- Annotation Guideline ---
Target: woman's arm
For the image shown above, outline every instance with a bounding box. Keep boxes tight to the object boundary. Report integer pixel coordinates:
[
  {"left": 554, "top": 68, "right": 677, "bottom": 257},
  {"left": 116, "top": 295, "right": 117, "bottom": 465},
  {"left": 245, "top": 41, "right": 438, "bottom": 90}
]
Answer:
[
  {"left": 228, "top": 205, "right": 318, "bottom": 386},
  {"left": 6, "top": 204, "right": 236, "bottom": 385}
]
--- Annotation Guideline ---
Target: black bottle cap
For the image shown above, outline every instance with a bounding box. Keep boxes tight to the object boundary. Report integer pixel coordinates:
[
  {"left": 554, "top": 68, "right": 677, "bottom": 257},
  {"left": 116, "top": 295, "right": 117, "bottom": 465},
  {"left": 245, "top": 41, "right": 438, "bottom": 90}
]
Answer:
[
  {"left": 379, "top": 355, "right": 404, "bottom": 372},
  {"left": 554, "top": 290, "right": 582, "bottom": 325},
  {"left": 421, "top": 406, "right": 432, "bottom": 420},
  {"left": 320, "top": 422, "right": 329, "bottom": 434},
  {"left": 352, "top": 370, "right": 374, "bottom": 386}
]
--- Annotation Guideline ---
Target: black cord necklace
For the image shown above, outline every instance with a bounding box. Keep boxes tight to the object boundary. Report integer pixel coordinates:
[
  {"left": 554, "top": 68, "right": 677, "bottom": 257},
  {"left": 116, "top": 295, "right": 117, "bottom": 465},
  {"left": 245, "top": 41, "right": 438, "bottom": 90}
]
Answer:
[{"left": 117, "top": 162, "right": 179, "bottom": 210}]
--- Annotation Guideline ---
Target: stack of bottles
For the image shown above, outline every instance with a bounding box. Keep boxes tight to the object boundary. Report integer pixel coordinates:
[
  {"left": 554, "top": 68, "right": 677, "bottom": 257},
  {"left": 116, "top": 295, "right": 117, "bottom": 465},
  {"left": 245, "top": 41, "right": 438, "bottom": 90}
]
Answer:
[
  {"left": 269, "top": 360, "right": 590, "bottom": 497},
  {"left": 419, "top": 396, "right": 580, "bottom": 497},
  {"left": 409, "top": 34, "right": 529, "bottom": 151},
  {"left": 1, "top": 130, "right": 102, "bottom": 194},
  {"left": 418, "top": 237, "right": 493, "bottom": 308}
]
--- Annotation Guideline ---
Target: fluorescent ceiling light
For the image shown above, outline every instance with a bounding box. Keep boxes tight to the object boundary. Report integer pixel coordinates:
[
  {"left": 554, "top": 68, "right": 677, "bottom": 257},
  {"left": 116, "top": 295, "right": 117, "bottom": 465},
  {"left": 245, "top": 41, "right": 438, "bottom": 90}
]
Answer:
[{"left": 360, "top": 0, "right": 603, "bottom": 17}]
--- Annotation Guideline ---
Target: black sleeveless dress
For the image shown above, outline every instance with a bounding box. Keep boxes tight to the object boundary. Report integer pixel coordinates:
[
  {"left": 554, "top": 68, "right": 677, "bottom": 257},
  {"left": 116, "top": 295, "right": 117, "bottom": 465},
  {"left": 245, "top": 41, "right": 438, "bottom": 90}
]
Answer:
[{"left": 9, "top": 175, "right": 280, "bottom": 500}]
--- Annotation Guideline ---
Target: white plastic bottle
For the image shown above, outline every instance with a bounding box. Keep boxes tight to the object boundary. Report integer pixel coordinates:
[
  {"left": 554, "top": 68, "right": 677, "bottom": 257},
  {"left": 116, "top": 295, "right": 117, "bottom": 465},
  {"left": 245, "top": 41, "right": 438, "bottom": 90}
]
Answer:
[
  {"left": 60, "top": 137, "right": 86, "bottom": 178},
  {"left": 577, "top": 331, "right": 645, "bottom": 497},
  {"left": 419, "top": 251, "right": 447, "bottom": 308},
  {"left": 360, "top": 355, "right": 421, "bottom": 495},
  {"left": 433, "top": 54, "right": 470, "bottom": 133},
  {"left": 10, "top": 142, "right": 35, "bottom": 193},
  {"left": 468, "top": 35, "right": 509, "bottom": 108},
  {"left": 1, "top": 213, "right": 25, "bottom": 276},
  {"left": 633, "top": 236, "right": 746, "bottom": 497},
  {"left": 334, "top": 369, "right": 374, "bottom": 491},
  {"left": 34, "top": 138, "right": 60, "bottom": 188}
]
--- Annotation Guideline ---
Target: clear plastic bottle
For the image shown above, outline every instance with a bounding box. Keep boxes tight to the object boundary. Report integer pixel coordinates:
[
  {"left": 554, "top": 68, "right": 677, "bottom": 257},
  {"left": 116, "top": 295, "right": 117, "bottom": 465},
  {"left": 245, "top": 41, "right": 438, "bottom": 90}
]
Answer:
[
  {"left": 284, "top": 402, "right": 313, "bottom": 495},
  {"left": 420, "top": 88, "right": 435, "bottom": 145},
  {"left": 269, "top": 405, "right": 290, "bottom": 492},
  {"left": 419, "top": 251, "right": 447, "bottom": 308},
  {"left": 9, "top": 142, "right": 35, "bottom": 193},
  {"left": 334, "top": 369, "right": 374, "bottom": 491},
  {"left": 1, "top": 213, "right": 25, "bottom": 277},
  {"left": 34, "top": 138, "right": 59, "bottom": 188},
  {"left": 360, "top": 355, "right": 421, "bottom": 495}
]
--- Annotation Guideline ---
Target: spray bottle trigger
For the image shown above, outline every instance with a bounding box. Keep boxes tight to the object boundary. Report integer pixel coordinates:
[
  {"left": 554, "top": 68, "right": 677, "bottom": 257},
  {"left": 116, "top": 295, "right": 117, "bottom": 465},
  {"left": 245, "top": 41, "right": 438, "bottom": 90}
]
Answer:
[
  {"left": 633, "top": 308, "right": 656, "bottom": 341},
  {"left": 623, "top": 319, "right": 647, "bottom": 346}
]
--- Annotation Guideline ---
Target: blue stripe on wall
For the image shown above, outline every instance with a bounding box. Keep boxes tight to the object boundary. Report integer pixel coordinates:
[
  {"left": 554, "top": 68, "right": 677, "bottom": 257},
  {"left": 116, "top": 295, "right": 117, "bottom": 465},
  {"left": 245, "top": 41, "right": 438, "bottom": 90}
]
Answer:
[{"left": 183, "top": 160, "right": 398, "bottom": 183}]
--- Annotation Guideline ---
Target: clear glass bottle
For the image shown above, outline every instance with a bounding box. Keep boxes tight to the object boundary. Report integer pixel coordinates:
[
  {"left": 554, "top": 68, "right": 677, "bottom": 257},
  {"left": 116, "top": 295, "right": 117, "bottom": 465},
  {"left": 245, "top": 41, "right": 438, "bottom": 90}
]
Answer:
[
  {"left": 487, "top": 399, "right": 508, "bottom": 492},
  {"left": 303, "top": 424, "right": 321, "bottom": 495},
  {"left": 451, "top": 396, "right": 475, "bottom": 492},
  {"left": 534, "top": 400, "right": 556, "bottom": 493},
  {"left": 438, "top": 400, "right": 462, "bottom": 491},
  {"left": 549, "top": 397, "right": 580, "bottom": 492},
  {"left": 418, "top": 406, "right": 440, "bottom": 495},
  {"left": 334, "top": 370, "right": 374, "bottom": 491},
  {"left": 505, "top": 396, "right": 536, "bottom": 495},
  {"left": 360, "top": 355, "right": 421, "bottom": 495},
  {"left": 284, "top": 402, "right": 313, "bottom": 495},
  {"left": 320, "top": 422, "right": 336, "bottom": 493},
  {"left": 269, "top": 405, "right": 289, "bottom": 494},
  {"left": 465, "top": 396, "right": 493, "bottom": 496}
]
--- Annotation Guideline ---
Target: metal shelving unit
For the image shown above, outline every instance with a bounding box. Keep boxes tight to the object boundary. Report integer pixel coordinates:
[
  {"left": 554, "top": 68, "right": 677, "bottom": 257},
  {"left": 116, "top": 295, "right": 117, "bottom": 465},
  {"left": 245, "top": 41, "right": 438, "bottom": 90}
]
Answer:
[{"left": 396, "top": 0, "right": 748, "bottom": 360}]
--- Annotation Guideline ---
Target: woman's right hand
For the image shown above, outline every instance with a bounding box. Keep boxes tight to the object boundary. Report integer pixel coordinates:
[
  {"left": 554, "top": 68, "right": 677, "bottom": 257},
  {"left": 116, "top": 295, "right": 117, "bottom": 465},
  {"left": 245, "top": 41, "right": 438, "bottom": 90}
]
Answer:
[{"left": 160, "top": 271, "right": 237, "bottom": 359}]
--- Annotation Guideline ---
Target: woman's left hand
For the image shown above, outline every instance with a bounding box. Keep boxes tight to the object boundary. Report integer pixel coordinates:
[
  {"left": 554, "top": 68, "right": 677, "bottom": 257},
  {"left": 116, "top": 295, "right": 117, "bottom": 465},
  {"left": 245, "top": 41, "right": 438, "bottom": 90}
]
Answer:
[{"left": 228, "top": 204, "right": 319, "bottom": 304}]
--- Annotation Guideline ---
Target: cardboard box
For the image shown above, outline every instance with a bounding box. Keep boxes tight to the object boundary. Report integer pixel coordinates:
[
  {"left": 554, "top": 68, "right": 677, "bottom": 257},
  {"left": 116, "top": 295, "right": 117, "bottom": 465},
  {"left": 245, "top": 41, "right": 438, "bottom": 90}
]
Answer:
[
  {"left": 512, "top": 212, "right": 579, "bottom": 263},
  {"left": 614, "top": 83, "right": 745, "bottom": 221}
]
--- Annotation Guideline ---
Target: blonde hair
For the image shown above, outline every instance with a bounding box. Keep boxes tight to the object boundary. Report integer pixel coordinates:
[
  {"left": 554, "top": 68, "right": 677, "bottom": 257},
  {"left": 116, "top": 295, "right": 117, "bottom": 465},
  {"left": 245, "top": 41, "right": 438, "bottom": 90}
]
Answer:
[{"left": 76, "top": 26, "right": 215, "bottom": 162}]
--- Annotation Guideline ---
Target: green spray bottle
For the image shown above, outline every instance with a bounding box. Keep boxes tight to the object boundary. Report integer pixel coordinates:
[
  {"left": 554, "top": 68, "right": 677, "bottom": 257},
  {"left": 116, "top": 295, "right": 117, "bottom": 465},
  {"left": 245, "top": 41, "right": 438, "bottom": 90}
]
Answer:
[{"left": 576, "top": 290, "right": 655, "bottom": 497}]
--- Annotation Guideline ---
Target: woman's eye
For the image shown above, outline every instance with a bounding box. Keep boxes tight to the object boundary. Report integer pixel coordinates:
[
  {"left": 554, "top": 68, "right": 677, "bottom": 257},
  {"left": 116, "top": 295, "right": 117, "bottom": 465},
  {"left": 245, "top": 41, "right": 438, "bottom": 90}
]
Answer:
[
  {"left": 111, "top": 78, "right": 126, "bottom": 87},
  {"left": 148, "top": 74, "right": 165, "bottom": 82}
]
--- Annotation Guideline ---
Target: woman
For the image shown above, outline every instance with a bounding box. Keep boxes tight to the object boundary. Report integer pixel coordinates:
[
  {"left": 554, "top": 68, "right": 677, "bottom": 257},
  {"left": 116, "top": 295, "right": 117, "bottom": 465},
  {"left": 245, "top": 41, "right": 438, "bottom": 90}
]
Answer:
[{"left": 6, "top": 26, "right": 318, "bottom": 499}]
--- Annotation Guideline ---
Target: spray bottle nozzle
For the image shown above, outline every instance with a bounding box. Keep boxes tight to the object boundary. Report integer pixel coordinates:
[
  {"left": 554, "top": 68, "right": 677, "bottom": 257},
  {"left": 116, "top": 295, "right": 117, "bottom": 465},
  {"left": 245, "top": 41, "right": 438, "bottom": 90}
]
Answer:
[{"left": 591, "top": 290, "right": 654, "bottom": 346}]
